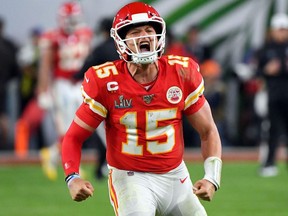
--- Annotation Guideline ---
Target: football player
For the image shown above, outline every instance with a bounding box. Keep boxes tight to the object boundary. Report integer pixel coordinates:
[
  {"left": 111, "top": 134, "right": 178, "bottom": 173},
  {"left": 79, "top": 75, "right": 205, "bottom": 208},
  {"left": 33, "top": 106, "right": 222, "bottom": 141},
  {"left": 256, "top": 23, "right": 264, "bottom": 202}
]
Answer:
[
  {"left": 62, "top": 2, "right": 222, "bottom": 216},
  {"left": 37, "top": 1, "right": 93, "bottom": 181}
]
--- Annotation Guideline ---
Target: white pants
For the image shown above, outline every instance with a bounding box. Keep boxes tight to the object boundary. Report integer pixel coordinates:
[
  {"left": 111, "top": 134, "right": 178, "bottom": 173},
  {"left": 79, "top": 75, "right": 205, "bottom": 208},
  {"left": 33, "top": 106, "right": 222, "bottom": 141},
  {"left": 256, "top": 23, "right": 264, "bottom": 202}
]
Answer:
[
  {"left": 108, "top": 161, "right": 207, "bottom": 216},
  {"left": 52, "top": 78, "right": 106, "bottom": 144},
  {"left": 52, "top": 79, "right": 82, "bottom": 136}
]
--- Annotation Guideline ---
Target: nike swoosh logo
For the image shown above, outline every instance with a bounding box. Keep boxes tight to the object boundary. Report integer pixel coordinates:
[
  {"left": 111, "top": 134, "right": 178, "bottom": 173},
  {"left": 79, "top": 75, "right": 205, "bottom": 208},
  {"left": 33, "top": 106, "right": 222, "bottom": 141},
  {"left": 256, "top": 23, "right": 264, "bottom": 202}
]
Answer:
[{"left": 180, "top": 176, "right": 188, "bottom": 184}]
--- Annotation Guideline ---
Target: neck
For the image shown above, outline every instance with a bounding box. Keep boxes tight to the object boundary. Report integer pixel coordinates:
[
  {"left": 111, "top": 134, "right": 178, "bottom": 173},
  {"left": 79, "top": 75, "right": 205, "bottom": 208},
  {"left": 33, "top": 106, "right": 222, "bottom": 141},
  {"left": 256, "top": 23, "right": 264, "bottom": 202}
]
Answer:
[{"left": 127, "top": 62, "right": 159, "bottom": 84}]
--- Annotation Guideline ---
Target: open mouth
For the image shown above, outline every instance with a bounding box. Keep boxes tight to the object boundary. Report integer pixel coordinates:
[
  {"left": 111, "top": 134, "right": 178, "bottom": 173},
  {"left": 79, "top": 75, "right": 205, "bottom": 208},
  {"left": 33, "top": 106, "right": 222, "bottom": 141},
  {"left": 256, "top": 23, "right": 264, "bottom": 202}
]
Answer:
[{"left": 139, "top": 42, "right": 150, "bottom": 53}]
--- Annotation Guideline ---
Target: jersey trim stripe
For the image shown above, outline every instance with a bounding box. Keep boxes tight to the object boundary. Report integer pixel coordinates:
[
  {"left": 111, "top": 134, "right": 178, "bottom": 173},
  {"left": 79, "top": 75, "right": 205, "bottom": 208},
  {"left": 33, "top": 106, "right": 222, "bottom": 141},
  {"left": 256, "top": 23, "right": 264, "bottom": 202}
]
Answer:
[
  {"left": 81, "top": 86, "right": 107, "bottom": 117},
  {"left": 184, "top": 79, "right": 204, "bottom": 110},
  {"left": 108, "top": 170, "right": 119, "bottom": 216}
]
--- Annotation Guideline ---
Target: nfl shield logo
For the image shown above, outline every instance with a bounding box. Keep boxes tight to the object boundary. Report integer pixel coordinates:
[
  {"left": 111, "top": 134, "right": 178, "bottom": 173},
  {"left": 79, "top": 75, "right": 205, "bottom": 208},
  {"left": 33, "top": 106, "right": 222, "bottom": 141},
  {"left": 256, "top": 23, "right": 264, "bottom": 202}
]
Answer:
[{"left": 143, "top": 94, "right": 154, "bottom": 104}]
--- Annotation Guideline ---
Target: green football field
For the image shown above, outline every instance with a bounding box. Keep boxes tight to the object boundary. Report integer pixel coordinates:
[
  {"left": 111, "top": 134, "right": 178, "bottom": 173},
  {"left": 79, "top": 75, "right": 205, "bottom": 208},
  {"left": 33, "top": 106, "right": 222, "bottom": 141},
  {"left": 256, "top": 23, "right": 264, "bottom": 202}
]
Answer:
[{"left": 1, "top": 161, "right": 287, "bottom": 216}]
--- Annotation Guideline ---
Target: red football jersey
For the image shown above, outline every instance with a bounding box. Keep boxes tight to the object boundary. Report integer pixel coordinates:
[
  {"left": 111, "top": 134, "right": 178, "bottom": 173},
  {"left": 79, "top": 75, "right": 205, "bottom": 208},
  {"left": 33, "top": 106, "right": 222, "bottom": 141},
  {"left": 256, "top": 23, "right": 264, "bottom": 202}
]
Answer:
[
  {"left": 79, "top": 55, "right": 205, "bottom": 173},
  {"left": 39, "top": 27, "right": 92, "bottom": 79}
]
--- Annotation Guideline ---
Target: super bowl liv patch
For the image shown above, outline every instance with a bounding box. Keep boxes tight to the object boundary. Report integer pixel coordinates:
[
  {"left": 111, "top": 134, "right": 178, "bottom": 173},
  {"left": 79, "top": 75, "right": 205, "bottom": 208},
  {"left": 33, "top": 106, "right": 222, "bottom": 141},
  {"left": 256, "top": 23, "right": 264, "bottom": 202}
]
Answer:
[{"left": 114, "top": 95, "right": 132, "bottom": 108}]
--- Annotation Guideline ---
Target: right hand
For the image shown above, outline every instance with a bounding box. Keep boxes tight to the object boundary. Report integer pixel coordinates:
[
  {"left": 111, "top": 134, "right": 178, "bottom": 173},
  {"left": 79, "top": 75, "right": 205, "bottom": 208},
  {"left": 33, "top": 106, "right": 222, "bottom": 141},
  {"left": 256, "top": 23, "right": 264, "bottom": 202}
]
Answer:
[
  {"left": 264, "top": 59, "right": 281, "bottom": 76},
  {"left": 37, "top": 90, "right": 53, "bottom": 109},
  {"left": 193, "top": 179, "right": 216, "bottom": 201},
  {"left": 68, "top": 178, "right": 94, "bottom": 202}
]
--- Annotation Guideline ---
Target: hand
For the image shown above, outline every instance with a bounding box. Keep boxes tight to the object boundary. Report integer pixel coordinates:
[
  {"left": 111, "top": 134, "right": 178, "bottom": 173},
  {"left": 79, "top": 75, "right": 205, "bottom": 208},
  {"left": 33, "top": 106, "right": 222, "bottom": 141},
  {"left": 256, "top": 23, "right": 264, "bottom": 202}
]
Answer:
[
  {"left": 264, "top": 59, "right": 281, "bottom": 76},
  {"left": 193, "top": 179, "right": 216, "bottom": 201},
  {"left": 68, "top": 178, "right": 94, "bottom": 202},
  {"left": 37, "top": 90, "right": 53, "bottom": 109}
]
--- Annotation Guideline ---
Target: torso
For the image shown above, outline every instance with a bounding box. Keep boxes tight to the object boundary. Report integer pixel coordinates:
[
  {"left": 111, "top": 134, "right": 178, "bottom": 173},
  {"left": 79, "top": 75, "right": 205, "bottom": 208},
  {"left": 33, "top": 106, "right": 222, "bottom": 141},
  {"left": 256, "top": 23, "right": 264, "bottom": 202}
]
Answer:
[
  {"left": 82, "top": 55, "right": 205, "bottom": 173},
  {"left": 40, "top": 27, "right": 92, "bottom": 79}
]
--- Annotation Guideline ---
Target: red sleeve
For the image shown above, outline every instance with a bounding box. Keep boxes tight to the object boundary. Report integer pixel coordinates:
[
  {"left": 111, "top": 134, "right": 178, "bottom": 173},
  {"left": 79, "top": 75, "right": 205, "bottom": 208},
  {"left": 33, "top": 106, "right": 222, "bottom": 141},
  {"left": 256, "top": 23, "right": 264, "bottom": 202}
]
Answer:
[
  {"left": 185, "top": 94, "right": 206, "bottom": 115},
  {"left": 80, "top": 67, "right": 108, "bottom": 119},
  {"left": 76, "top": 27, "right": 93, "bottom": 43},
  {"left": 76, "top": 103, "right": 104, "bottom": 128},
  {"left": 39, "top": 30, "right": 55, "bottom": 50},
  {"left": 61, "top": 100, "right": 105, "bottom": 176},
  {"left": 61, "top": 120, "right": 93, "bottom": 176},
  {"left": 182, "top": 58, "right": 206, "bottom": 115}
]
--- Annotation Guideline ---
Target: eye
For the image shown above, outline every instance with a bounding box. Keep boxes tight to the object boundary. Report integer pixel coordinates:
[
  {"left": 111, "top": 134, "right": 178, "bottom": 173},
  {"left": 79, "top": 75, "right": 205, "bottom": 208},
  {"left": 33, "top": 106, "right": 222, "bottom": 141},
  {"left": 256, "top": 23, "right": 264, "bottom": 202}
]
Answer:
[
  {"left": 131, "top": 30, "right": 139, "bottom": 35},
  {"left": 127, "top": 29, "right": 140, "bottom": 36},
  {"left": 146, "top": 27, "right": 156, "bottom": 34}
]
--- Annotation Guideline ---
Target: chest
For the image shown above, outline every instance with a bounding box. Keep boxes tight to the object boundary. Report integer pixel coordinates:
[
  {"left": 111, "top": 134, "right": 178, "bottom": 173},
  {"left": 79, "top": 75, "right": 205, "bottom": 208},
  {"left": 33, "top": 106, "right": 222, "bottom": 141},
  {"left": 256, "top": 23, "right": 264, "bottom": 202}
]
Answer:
[
  {"left": 104, "top": 76, "right": 185, "bottom": 129},
  {"left": 54, "top": 36, "right": 88, "bottom": 58},
  {"left": 52, "top": 35, "right": 90, "bottom": 71}
]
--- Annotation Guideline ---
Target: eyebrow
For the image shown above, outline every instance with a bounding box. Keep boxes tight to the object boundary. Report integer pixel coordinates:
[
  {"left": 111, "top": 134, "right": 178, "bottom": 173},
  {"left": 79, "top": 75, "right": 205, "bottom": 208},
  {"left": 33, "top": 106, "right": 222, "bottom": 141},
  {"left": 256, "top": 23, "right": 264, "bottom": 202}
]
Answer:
[{"left": 128, "top": 25, "right": 154, "bottom": 33}]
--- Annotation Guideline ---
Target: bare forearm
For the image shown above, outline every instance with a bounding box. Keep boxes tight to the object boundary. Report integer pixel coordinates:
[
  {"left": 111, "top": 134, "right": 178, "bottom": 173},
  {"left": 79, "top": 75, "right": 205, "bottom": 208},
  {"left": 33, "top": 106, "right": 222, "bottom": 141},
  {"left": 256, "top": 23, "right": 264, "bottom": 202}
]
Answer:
[
  {"left": 200, "top": 123, "right": 222, "bottom": 160},
  {"left": 37, "top": 48, "right": 52, "bottom": 92},
  {"left": 186, "top": 101, "right": 222, "bottom": 159}
]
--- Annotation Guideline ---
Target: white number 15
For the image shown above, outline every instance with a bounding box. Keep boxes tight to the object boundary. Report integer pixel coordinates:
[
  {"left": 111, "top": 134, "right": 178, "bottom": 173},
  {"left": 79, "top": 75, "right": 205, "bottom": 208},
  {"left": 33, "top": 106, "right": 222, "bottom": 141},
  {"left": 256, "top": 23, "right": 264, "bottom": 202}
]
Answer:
[{"left": 120, "top": 108, "right": 177, "bottom": 155}]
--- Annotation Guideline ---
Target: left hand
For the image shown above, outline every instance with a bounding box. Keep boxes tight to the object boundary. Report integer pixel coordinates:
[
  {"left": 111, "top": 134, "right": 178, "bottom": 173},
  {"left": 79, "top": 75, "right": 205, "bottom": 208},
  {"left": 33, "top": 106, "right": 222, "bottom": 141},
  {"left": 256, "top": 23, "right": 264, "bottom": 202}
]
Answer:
[
  {"left": 68, "top": 178, "right": 94, "bottom": 202},
  {"left": 193, "top": 179, "right": 216, "bottom": 201}
]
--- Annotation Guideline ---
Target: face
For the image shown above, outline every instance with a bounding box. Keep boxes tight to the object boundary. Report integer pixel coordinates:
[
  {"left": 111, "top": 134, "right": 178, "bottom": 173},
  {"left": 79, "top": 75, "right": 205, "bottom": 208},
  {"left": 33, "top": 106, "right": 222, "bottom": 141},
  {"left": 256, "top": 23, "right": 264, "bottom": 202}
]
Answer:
[
  {"left": 271, "top": 28, "right": 288, "bottom": 43},
  {"left": 187, "top": 29, "right": 199, "bottom": 44},
  {"left": 125, "top": 25, "right": 158, "bottom": 54},
  {"left": 61, "top": 15, "right": 81, "bottom": 34}
]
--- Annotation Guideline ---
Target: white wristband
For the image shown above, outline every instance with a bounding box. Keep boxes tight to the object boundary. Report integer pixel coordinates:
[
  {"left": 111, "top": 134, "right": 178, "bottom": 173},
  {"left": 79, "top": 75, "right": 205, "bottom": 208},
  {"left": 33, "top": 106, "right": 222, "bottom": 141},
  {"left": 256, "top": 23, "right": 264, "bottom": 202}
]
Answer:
[
  {"left": 203, "top": 156, "right": 222, "bottom": 190},
  {"left": 66, "top": 174, "right": 80, "bottom": 187}
]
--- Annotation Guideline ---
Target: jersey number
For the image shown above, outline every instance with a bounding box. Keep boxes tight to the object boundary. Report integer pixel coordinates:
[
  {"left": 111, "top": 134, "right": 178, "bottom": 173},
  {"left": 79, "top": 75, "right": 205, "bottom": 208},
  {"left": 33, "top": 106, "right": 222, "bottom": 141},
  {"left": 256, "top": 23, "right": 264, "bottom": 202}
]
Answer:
[
  {"left": 92, "top": 60, "right": 186, "bottom": 156},
  {"left": 167, "top": 55, "right": 189, "bottom": 67},
  {"left": 120, "top": 109, "right": 177, "bottom": 155},
  {"left": 92, "top": 56, "right": 188, "bottom": 79}
]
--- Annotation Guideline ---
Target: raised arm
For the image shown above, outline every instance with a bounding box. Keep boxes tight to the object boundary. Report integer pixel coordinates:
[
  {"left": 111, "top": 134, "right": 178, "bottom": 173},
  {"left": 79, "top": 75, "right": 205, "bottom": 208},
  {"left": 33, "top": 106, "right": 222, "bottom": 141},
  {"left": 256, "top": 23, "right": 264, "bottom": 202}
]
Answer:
[{"left": 186, "top": 100, "right": 222, "bottom": 201}]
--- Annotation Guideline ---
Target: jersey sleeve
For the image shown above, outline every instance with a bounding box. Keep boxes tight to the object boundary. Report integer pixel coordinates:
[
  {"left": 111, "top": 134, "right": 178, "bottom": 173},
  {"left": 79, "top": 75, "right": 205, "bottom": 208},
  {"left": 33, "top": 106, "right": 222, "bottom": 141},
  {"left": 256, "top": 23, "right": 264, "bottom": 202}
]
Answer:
[
  {"left": 182, "top": 58, "right": 206, "bottom": 115},
  {"left": 78, "top": 67, "right": 107, "bottom": 127},
  {"left": 38, "top": 30, "right": 55, "bottom": 50},
  {"left": 76, "top": 27, "right": 93, "bottom": 43}
]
